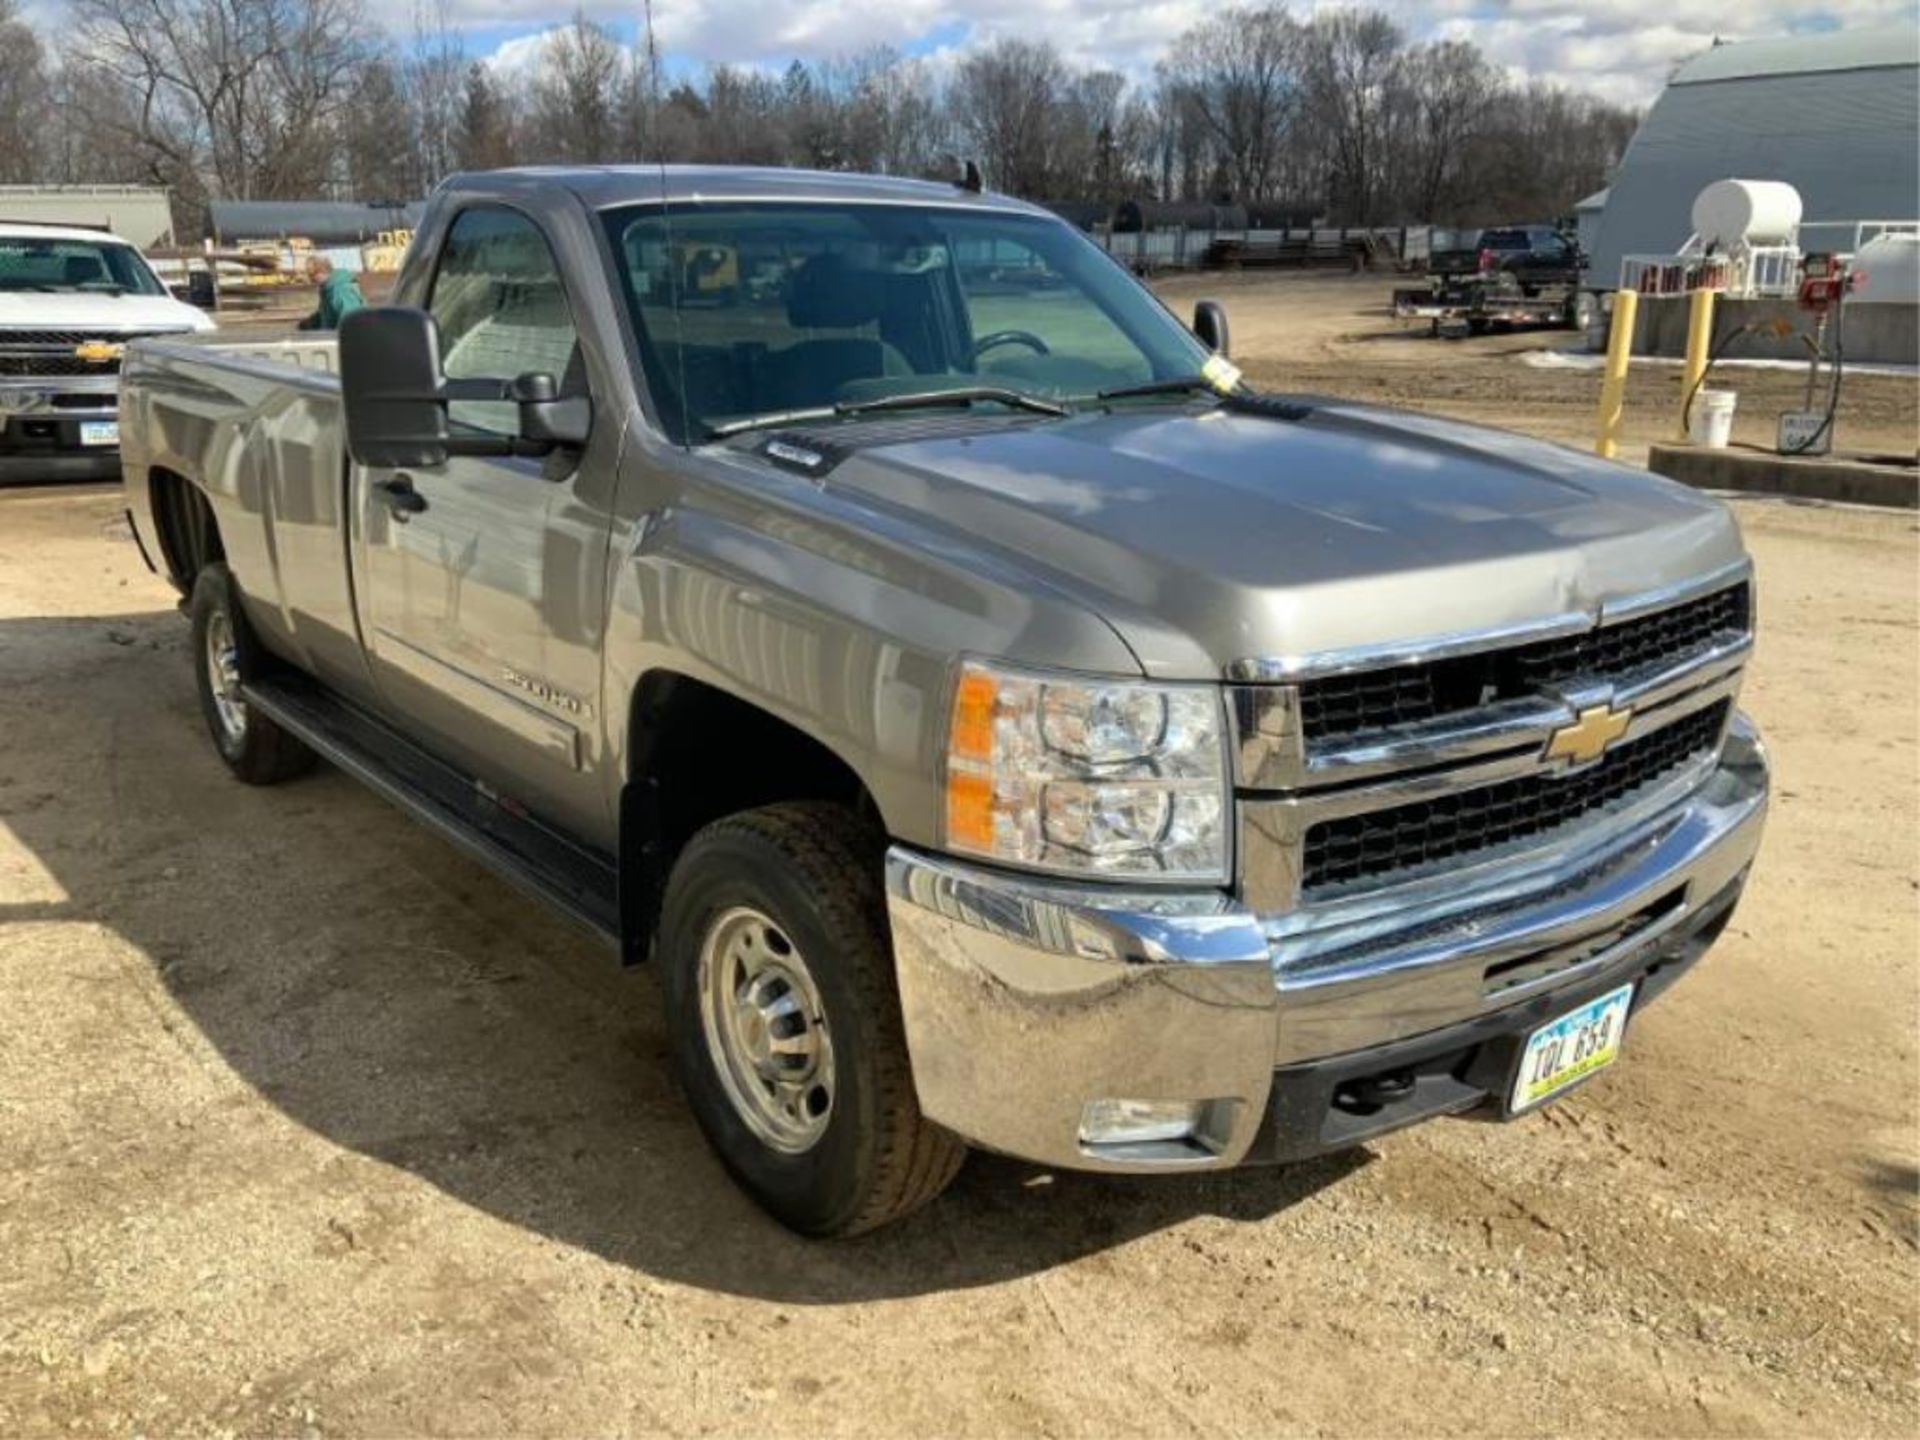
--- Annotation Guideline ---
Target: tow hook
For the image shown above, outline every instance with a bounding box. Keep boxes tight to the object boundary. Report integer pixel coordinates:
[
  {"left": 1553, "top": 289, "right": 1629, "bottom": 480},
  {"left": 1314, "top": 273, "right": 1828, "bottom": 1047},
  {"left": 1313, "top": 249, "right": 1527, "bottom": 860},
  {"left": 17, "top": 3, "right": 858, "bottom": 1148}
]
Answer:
[{"left": 1335, "top": 1070, "right": 1417, "bottom": 1115}]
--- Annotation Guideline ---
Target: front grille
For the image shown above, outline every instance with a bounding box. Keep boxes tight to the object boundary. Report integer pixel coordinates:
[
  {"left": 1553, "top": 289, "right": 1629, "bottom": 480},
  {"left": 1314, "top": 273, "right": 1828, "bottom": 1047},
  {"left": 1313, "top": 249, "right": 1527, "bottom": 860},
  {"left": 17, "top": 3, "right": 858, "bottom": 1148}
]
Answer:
[
  {"left": 0, "top": 330, "right": 171, "bottom": 379},
  {"left": 0, "top": 352, "right": 119, "bottom": 378},
  {"left": 1302, "top": 701, "right": 1729, "bottom": 893},
  {"left": 1297, "top": 584, "right": 1749, "bottom": 742}
]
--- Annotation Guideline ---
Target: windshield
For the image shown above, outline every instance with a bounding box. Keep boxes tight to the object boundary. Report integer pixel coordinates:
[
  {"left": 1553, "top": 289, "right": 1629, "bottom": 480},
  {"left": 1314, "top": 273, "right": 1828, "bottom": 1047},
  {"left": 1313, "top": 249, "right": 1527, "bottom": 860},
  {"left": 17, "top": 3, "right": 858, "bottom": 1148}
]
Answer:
[
  {"left": 601, "top": 202, "right": 1211, "bottom": 441},
  {"left": 0, "top": 236, "right": 167, "bottom": 296}
]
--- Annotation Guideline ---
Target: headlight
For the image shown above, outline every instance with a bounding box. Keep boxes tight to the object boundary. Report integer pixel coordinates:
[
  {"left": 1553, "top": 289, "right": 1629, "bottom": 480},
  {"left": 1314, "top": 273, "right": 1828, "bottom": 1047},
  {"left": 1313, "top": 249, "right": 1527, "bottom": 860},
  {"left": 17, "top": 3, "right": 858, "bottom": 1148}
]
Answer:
[{"left": 943, "top": 660, "right": 1230, "bottom": 883}]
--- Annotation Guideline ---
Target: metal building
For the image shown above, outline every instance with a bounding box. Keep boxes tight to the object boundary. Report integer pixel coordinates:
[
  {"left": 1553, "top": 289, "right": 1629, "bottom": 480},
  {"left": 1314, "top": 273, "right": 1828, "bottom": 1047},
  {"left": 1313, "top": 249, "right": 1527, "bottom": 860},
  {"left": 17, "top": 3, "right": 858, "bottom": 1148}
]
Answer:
[
  {"left": 0, "top": 185, "right": 176, "bottom": 248},
  {"left": 1586, "top": 25, "right": 1920, "bottom": 289}
]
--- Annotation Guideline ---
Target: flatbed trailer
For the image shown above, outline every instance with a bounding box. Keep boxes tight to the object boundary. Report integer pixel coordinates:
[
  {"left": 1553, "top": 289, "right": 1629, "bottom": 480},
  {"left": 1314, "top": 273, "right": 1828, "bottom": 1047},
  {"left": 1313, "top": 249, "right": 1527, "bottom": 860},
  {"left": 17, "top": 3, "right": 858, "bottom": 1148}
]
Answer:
[{"left": 1392, "top": 276, "right": 1586, "bottom": 337}]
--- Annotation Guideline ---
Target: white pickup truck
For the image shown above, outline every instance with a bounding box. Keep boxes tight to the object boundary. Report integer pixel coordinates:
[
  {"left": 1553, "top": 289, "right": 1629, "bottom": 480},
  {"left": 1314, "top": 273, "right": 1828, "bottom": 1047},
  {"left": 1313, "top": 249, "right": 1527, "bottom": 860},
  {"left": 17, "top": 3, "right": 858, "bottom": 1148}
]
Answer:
[{"left": 0, "top": 221, "right": 215, "bottom": 481}]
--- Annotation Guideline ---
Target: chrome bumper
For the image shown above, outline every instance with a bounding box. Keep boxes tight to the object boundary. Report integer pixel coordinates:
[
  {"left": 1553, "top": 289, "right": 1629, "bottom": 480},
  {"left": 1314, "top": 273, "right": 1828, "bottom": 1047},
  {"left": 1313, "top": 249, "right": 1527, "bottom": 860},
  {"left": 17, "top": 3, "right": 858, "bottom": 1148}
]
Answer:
[
  {"left": 0, "top": 376, "right": 118, "bottom": 419},
  {"left": 886, "top": 714, "right": 1768, "bottom": 1173}
]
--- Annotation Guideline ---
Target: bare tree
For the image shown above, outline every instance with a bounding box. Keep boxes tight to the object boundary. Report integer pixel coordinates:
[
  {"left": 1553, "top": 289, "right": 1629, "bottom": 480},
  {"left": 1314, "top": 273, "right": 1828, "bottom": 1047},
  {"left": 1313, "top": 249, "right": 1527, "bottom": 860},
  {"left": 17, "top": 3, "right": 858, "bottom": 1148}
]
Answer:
[
  {"left": 343, "top": 55, "right": 416, "bottom": 200},
  {"left": 949, "top": 38, "right": 1067, "bottom": 196},
  {"left": 67, "top": 0, "right": 371, "bottom": 200},
  {"left": 837, "top": 50, "right": 943, "bottom": 177},
  {"left": 1397, "top": 40, "right": 1498, "bottom": 221},
  {"left": 1164, "top": 5, "right": 1305, "bottom": 203},
  {"left": 1302, "top": 9, "right": 1403, "bottom": 223},
  {"left": 702, "top": 65, "right": 785, "bottom": 165},
  {"left": 525, "top": 10, "right": 625, "bottom": 164},
  {"left": 453, "top": 61, "right": 517, "bottom": 171},
  {"left": 17, "top": 2, "right": 1639, "bottom": 235},
  {"left": 0, "top": 0, "right": 51, "bottom": 183},
  {"left": 408, "top": 0, "right": 465, "bottom": 189}
]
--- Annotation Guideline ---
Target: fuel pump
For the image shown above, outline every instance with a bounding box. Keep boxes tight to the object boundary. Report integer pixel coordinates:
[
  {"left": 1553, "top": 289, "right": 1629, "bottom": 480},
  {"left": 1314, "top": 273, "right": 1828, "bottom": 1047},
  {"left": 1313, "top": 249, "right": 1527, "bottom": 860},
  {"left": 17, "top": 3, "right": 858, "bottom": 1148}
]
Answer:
[{"left": 1781, "top": 253, "right": 1855, "bottom": 455}]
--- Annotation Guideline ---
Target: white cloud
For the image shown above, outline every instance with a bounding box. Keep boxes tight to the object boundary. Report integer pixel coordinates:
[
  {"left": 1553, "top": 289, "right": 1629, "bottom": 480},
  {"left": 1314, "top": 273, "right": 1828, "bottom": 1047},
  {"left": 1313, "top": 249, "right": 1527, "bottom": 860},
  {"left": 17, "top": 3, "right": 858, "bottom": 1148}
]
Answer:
[
  {"left": 36, "top": 0, "right": 1891, "bottom": 108},
  {"left": 516, "top": 2, "right": 1897, "bottom": 103}
]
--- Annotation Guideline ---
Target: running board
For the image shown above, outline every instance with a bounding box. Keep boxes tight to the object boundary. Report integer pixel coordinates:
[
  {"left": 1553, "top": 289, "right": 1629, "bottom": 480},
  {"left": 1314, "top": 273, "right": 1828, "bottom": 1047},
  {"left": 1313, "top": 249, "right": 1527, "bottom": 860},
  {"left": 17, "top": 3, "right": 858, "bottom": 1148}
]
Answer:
[{"left": 244, "top": 676, "right": 621, "bottom": 946}]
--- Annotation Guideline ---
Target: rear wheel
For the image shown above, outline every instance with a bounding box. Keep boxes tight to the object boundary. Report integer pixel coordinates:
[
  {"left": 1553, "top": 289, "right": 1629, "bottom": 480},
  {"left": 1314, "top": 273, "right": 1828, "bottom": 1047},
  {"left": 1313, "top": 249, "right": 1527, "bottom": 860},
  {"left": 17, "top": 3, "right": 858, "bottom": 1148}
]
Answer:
[
  {"left": 659, "top": 802, "right": 965, "bottom": 1236},
  {"left": 189, "top": 563, "right": 315, "bottom": 785}
]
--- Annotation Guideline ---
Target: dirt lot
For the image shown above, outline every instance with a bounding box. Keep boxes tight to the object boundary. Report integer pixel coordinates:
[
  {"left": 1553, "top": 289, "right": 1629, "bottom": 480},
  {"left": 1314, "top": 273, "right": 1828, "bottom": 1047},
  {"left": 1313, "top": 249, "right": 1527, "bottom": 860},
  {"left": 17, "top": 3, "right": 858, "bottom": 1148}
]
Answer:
[
  {"left": 1, "top": 274, "right": 1916, "bottom": 1436},
  {"left": 1155, "top": 270, "right": 1919, "bottom": 467}
]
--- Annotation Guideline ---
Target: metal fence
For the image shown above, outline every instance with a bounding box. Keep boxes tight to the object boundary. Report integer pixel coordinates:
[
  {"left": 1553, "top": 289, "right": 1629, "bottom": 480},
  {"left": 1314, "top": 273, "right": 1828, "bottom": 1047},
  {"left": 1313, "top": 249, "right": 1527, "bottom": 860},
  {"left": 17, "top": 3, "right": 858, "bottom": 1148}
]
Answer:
[
  {"left": 1618, "top": 219, "right": 1919, "bottom": 300},
  {"left": 1093, "top": 224, "right": 1450, "bottom": 272}
]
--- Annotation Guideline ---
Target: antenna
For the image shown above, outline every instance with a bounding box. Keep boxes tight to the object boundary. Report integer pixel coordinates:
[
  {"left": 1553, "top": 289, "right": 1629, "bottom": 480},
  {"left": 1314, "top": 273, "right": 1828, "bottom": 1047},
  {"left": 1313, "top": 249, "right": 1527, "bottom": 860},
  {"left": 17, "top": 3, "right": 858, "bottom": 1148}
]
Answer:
[{"left": 643, "top": 0, "right": 693, "bottom": 447}]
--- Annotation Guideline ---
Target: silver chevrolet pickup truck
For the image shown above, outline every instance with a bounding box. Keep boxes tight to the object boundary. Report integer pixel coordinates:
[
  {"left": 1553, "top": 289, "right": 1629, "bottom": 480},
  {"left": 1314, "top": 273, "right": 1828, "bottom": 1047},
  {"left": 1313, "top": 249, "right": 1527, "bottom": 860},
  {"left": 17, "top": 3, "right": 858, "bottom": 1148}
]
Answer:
[{"left": 120, "top": 166, "right": 1767, "bottom": 1236}]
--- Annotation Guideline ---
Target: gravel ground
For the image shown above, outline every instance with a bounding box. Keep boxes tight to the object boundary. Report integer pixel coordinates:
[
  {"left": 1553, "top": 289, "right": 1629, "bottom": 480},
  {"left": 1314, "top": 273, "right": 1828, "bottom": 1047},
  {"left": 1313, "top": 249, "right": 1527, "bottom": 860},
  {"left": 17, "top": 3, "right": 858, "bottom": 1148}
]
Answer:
[{"left": 0, "top": 273, "right": 1915, "bottom": 1436}]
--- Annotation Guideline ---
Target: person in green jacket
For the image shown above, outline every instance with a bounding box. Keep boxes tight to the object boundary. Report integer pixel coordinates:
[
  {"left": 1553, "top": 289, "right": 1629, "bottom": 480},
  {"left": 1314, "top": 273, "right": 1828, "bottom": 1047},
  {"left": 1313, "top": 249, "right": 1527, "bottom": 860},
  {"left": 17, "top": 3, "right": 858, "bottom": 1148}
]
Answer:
[{"left": 296, "top": 255, "right": 365, "bottom": 331}]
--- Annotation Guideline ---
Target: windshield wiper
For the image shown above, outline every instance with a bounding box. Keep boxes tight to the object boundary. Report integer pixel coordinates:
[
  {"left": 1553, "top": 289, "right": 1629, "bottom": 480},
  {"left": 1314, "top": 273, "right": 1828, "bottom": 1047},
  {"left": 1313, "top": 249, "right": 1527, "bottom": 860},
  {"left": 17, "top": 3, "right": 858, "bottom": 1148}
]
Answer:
[
  {"left": 1096, "top": 374, "right": 1236, "bottom": 402},
  {"left": 838, "top": 386, "right": 1069, "bottom": 420},
  {"left": 705, "top": 404, "right": 840, "bottom": 438},
  {"left": 706, "top": 385, "right": 1069, "bottom": 440},
  {"left": 1097, "top": 374, "right": 1319, "bottom": 423}
]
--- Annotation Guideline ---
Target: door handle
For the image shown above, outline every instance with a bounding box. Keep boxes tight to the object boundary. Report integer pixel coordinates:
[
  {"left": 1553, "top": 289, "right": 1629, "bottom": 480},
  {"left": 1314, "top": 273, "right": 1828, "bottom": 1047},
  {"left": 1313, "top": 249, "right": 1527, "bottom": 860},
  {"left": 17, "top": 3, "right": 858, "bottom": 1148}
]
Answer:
[{"left": 376, "top": 476, "right": 428, "bottom": 519}]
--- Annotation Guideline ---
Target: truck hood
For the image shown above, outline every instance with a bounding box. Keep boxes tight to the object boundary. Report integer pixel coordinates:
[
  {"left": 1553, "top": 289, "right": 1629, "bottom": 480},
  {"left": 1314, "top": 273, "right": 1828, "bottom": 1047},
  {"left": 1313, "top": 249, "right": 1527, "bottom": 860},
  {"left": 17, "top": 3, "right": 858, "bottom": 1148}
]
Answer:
[
  {"left": 0, "top": 290, "right": 214, "bottom": 334},
  {"left": 814, "top": 402, "right": 1746, "bottom": 679}
]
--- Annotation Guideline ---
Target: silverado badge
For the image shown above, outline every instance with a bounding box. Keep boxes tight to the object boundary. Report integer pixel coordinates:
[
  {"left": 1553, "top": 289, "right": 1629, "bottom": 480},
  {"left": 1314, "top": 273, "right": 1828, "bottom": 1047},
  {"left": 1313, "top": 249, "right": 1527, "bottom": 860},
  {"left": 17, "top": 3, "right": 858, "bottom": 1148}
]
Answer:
[
  {"left": 74, "top": 340, "right": 125, "bottom": 364},
  {"left": 1546, "top": 703, "right": 1633, "bottom": 766}
]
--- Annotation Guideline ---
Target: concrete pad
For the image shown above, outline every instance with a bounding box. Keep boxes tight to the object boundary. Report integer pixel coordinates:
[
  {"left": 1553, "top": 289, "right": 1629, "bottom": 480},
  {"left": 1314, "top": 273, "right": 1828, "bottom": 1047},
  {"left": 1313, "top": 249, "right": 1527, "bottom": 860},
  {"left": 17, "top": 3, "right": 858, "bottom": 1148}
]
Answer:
[{"left": 1648, "top": 442, "right": 1918, "bottom": 508}]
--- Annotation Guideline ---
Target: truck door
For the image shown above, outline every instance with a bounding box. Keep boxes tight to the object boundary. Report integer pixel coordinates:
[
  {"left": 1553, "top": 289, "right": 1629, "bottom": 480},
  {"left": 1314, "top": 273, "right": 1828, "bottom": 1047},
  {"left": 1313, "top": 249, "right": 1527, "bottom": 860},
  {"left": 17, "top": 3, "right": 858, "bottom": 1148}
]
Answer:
[{"left": 357, "top": 204, "right": 612, "bottom": 843}]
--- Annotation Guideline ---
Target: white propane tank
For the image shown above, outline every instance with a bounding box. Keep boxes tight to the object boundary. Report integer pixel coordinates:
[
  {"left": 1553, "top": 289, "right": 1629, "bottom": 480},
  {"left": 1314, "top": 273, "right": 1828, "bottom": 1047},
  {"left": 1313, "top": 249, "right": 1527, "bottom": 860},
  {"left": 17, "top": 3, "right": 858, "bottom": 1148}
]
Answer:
[
  {"left": 1691, "top": 179, "right": 1803, "bottom": 250},
  {"left": 1849, "top": 232, "right": 1920, "bottom": 305}
]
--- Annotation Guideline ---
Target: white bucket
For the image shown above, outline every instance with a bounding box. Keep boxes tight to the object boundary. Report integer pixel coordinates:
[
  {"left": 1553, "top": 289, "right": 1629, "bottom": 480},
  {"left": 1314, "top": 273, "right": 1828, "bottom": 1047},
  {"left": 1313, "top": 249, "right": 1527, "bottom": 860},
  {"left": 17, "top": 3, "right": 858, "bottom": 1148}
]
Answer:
[{"left": 1690, "top": 389, "right": 1737, "bottom": 449}]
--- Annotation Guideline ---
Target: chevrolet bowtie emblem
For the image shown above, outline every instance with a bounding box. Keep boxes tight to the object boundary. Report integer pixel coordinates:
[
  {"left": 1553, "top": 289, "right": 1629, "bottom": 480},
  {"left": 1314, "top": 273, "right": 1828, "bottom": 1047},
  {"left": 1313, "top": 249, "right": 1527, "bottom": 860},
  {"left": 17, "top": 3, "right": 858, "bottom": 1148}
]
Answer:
[
  {"left": 1546, "top": 703, "right": 1633, "bottom": 766},
  {"left": 74, "top": 340, "right": 124, "bottom": 364}
]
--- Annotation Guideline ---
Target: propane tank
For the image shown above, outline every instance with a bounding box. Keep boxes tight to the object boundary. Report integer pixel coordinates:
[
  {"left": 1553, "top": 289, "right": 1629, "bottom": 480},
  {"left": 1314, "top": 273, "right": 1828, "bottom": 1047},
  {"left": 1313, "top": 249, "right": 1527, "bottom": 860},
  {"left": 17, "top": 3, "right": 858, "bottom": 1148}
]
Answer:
[
  {"left": 1849, "top": 232, "right": 1920, "bottom": 305},
  {"left": 1691, "top": 180, "right": 1804, "bottom": 250}
]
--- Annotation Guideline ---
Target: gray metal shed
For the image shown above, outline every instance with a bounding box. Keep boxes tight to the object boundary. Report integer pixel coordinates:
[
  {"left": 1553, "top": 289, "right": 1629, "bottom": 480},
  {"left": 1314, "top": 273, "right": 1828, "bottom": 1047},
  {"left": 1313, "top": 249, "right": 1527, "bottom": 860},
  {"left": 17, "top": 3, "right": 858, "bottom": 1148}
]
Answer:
[
  {"left": 209, "top": 200, "right": 425, "bottom": 245},
  {"left": 1586, "top": 25, "right": 1920, "bottom": 290}
]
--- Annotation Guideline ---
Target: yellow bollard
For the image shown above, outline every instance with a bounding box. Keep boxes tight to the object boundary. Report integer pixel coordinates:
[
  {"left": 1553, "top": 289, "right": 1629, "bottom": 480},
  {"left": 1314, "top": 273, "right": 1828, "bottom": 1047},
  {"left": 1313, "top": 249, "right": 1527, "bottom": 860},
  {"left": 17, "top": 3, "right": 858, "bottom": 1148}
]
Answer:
[
  {"left": 1594, "top": 288, "right": 1638, "bottom": 459},
  {"left": 1677, "top": 286, "right": 1717, "bottom": 440}
]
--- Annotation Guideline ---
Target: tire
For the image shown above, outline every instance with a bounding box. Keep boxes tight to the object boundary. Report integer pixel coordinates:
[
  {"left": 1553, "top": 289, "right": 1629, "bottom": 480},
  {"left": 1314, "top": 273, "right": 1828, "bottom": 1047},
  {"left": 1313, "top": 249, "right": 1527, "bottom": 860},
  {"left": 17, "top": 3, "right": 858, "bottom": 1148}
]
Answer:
[
  {"left": 1567, "top": 290, "right": 1598, "bottom": 334},
  {"left": 659, "top": 802, "right": 965, "bottom": 1236},
  {"left": 188, "top": 563, "right": 316, "bottom": 785}
]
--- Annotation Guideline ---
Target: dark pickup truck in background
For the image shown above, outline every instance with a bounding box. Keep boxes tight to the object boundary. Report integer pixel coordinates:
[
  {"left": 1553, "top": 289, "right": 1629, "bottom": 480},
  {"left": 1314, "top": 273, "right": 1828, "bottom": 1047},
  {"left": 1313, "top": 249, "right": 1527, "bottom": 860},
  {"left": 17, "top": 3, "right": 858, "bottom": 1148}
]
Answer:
[
  {"left": 119, "top": 166, "right": 1766, "bottom": 1236},
  {"left": 1398, "top": 223, "right": 1595, "bottom": 335}
]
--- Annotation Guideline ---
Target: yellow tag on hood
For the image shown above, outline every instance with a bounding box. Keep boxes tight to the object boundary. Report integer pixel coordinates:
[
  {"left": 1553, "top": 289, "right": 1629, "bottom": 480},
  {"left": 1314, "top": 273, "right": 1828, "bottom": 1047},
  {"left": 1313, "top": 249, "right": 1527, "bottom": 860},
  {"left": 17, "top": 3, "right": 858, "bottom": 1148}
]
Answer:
[{"left": 1201, "top": 353, "right": 1243, "bottom": 393}]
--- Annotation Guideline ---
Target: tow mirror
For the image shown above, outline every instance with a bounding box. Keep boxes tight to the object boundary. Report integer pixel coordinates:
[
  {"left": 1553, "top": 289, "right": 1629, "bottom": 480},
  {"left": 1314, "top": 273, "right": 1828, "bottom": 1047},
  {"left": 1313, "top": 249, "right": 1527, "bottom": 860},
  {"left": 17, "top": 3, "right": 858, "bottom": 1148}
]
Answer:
[
  {"left": 340, "top": 307, "right": 592, "bottom": 469},
  {"left": 1193, "top": 300, "right": 1230, "bottom": 357},
  {"left": 340, "top": 307, "right": 451, "bottom": 469}
]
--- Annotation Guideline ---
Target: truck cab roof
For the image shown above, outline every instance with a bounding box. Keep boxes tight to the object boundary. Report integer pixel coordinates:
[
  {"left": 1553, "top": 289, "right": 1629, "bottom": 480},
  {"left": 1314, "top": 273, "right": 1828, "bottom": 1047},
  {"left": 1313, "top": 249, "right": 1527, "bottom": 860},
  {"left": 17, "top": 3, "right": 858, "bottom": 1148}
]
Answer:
[
  {"left": 436, "top": 164, "right": 1050, "bottom": 217},
  {"left": 0, "top": 220, "right": 138, "bottom": 245}
]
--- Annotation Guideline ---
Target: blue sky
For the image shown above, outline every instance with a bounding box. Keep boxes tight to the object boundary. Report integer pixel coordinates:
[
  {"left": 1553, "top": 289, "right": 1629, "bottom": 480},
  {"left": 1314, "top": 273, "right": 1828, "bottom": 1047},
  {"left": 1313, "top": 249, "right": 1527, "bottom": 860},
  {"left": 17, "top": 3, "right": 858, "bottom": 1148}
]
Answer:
[{"left": 32, "top": 1, "right": 1916, "bottom": 106}]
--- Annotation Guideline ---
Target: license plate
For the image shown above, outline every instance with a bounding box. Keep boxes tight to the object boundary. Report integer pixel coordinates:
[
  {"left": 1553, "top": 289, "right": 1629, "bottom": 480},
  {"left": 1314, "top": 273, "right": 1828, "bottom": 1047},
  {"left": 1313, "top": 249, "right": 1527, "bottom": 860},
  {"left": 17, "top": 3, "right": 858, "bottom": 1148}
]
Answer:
[
  {"left": 79, "top": 420, "right": 119, "bottom": 447},
  {"left": 1510, "top": 983, "right": 1633, "bottom": 1112}
]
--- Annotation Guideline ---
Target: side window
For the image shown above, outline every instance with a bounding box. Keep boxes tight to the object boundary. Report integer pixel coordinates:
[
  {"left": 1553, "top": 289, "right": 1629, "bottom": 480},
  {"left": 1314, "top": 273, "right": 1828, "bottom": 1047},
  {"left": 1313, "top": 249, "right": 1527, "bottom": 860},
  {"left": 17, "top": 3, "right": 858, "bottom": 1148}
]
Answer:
[
  {"left": 428, "top": 208, "right": 580, "bottom": 434},
  {"left": 954, "top": 235, "right": 1149, "bottom": 394}
]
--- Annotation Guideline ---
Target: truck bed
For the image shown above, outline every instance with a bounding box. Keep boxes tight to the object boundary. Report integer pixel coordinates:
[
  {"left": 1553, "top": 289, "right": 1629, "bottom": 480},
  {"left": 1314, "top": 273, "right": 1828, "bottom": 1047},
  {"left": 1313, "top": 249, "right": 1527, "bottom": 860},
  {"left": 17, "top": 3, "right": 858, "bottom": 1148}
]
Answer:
[{"left": 120, "top": 330, "right": 364, "bottom": 703}]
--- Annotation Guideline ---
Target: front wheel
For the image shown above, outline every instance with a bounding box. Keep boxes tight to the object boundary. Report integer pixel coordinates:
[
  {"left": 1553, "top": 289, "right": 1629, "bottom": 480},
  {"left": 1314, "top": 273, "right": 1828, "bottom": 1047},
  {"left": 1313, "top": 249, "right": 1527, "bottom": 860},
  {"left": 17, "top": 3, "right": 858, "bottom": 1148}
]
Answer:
[
  {"left": 189, "top": 563, "right": 315, "bottom": 785},
  {"left": 659, "top": 802, "right": 965, "bottom": 1236}
]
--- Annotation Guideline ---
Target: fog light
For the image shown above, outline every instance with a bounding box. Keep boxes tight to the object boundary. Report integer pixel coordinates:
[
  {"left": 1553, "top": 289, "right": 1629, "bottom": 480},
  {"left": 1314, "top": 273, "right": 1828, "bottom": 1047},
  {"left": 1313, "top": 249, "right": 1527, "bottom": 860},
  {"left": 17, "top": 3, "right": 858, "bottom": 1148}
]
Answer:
[{"left": 1079, "top": 1098, "right": 1202, "bottom": 1147}]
